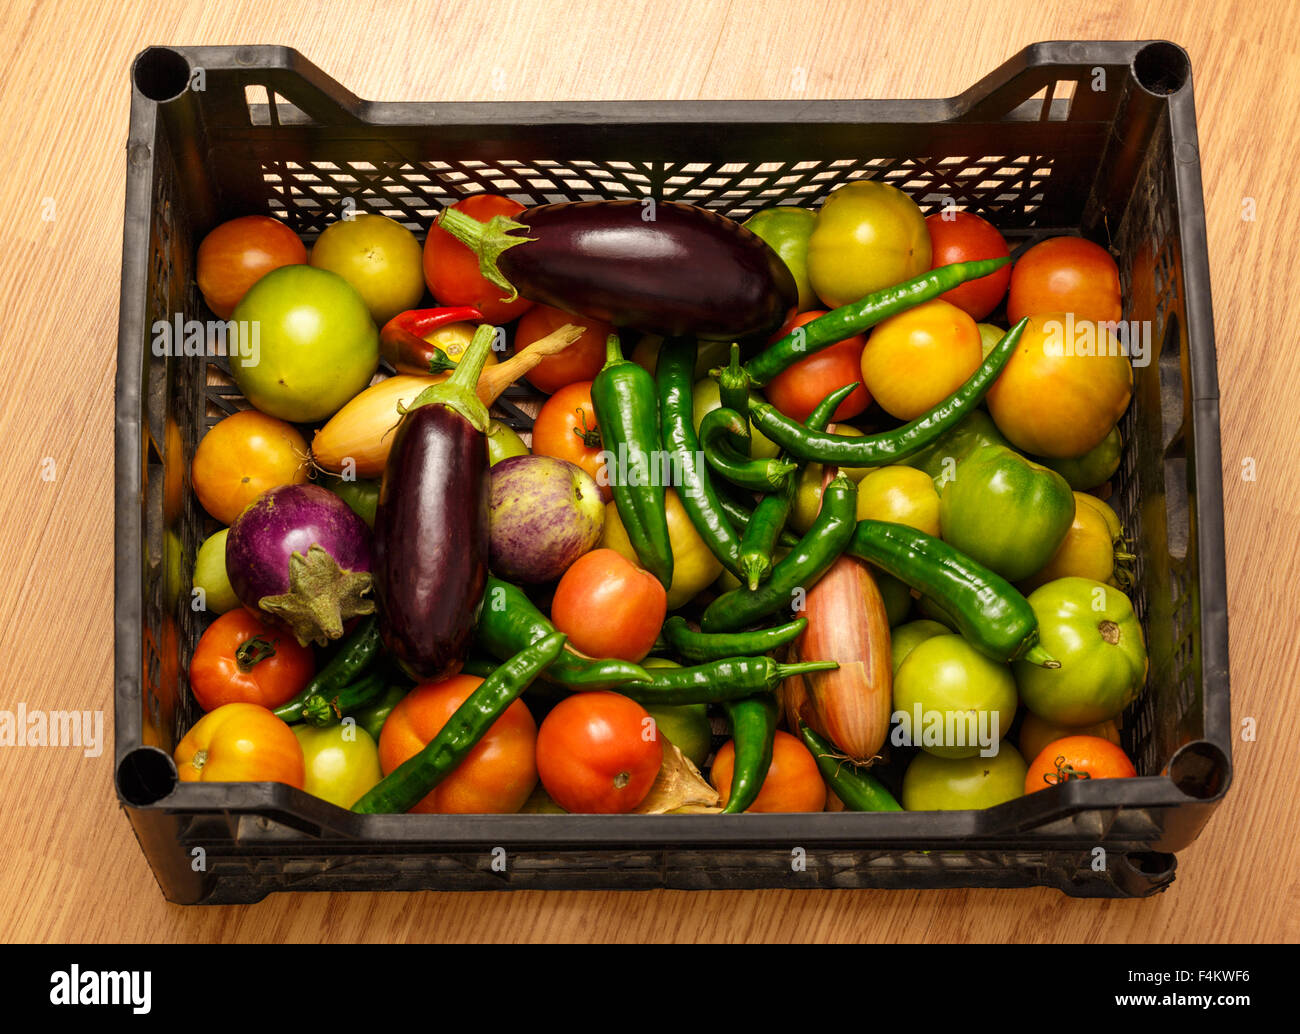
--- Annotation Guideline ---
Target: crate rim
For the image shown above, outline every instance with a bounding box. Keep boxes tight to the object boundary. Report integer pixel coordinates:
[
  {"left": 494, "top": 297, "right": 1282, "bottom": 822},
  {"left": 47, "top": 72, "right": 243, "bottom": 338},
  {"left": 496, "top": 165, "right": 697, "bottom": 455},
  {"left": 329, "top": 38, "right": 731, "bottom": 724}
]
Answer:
[{"left": 114, "top": 39, "right": 1231, "bottom": 872}]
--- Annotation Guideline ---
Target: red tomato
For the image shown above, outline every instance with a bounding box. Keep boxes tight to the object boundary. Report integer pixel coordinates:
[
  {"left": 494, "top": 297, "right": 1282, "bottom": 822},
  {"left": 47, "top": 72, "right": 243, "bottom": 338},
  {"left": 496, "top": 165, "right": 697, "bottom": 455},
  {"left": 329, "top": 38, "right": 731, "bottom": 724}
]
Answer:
[
  {"left": 378, "top": 675, "right": 538, "bottom": 813},
  {"left": 175, "top": 702, "right": 305, "bottom": 787},
  {"left": 1025, "top": 734, "right": 1137, "bottom": 793},
  {"left": 530, "top": 381, "right": 611, "bottom": 501},
  {"left": 191, "top": 409, "right": 309, "bottom": 524},
  {"left": 710, "top": 730, "right": 826, "bottom": 812},
  {"left": 423, "top": 194, "right": 535, "bottom": 324},
  {"left": 924, "top": 211, "right": 1011, "bottom": 321},
  {"left": 514, "top": 303, "right": 612, "bottom": 394},
  {"left": 763, "top": 310, "right": 871, "bottom": 423},
  {"left": 1007, "top": 236, "right": 1122, "bottom": 325},
  {"left": 535, "top": 692, "right": 662, "bottom": 813},
  {"left": 188, "top": 609, "right": 315, "bottom": 712},
  {"left": 550, "top": 549, "right": 666, "bottom": 662},
  {"left": 196, "top": 216, "right": 307, "bottom": 320}
]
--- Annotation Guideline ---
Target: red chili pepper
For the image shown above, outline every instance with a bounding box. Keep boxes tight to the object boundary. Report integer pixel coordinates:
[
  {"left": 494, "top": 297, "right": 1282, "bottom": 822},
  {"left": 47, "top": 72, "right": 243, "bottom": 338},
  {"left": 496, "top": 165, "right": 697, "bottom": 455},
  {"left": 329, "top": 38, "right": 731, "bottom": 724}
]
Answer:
[{"left": 380, "top": 306, "right": 484, "bottom": 375}]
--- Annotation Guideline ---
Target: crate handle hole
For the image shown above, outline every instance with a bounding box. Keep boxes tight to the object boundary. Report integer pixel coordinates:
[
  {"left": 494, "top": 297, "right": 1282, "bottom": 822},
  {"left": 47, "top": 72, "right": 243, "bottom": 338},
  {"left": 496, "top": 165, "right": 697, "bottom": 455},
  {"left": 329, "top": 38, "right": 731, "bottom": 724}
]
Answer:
[
  {"left": 1123, "top": 851, "right": 1176, "bottom": 878},
  {"left": 1168, "top": 740, "right": 1230, "bottom": 800},
  {"left": 132, "top": 47, "right": 193, "bottom": 103},
  {"left": 116, "top": 746, "right": 178, "bottom": 806},
  {"left": 1132, "top": 42, "right": 1190, "bottom": 96}
]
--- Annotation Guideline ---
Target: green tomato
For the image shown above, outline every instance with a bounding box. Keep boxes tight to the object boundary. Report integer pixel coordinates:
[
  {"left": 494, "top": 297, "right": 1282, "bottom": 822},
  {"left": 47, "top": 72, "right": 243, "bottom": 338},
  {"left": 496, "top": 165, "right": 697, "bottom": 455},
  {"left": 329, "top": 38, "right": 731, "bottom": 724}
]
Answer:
[
  {"left": 902, "top": 744, "right": 1027, "bottom": 810},
  {"left": 324, "top": 477, "right": 379, "bottom": 528},
  {"left": 902, "top": 409, "right": 1011, "bottom": 489},
  {"left": 893, "top": 635, "right": 1018, "bottom": 758},
  {"left": 192, "top": 528, "right": 239, "bottom": 614},
  {"left": 890, "top": 619, "right": 949, "bottom": 675},
  {"left": 487, "top": 420, "right": 529, "bottom": 466},
  {"left": 644, "top": 702, "right": 712, "bottom": 770},
  {"left": 939, "top": 444, "right": 1075, "bottom": 581},
  {"left": 1039, "top": 427, "right": 1123, "bottom": 490},
  {"left": 872, "top": 566, "right": 912, "bottom": 626},
  {"left": 309, "top": 213, "right": 425, "bottom": 325},
  {"left": 294, "top": 723, "right": 383, "bottom": 809},
  {"left": 231, "top": 265, "right": 378, "bottom": 423},
  {"left": 1014, "top": 577, "right": 1148, "bottom": 725},
  {"left": 743, "top": 207, "right": 818, "bottom": 312},
  {"left": 976, "top": 322, "right": 1004, "bottom": 359},
  {"left": 692, "top": 378, "right": 780, "bottom": 459}
]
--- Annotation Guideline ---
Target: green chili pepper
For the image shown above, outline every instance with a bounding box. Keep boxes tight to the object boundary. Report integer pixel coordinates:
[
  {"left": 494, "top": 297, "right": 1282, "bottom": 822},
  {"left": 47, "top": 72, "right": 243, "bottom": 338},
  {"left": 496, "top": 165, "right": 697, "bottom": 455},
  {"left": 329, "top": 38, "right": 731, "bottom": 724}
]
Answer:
[
  {"left": 476, "top": 575, "right": 652, "bottom": 689},
  {"left": 661, "top": 615, "right": 808, "bottom": 664},
  {"left": 300, "top": 671, "right": 389, "bottom": 727},
  {"left": 715, "top": 342, "right": 752, "bottom": 455},
  {"left": 273, "top": 615, "right": 382, "bottom": 723},
  {"left": 656, "top": 336, "right": 744, "bottom": 578},
  {"left": 716, "top": 494, "right": 800, "bottom": 549},
  {"left": 748, "top": 318, "right": 1028, "bottom": 466},
  {"left": 699, "top": 407, "right": 798, "bottom": 492},
  {"left": 738, "top": 382, "right": 856, "bottom": 590},
  {"left": 614, "top": 655, "right": 836, "bottom": 706},
  {"left": 591, "top": 333, "right": 673, "bottom": 588},
  {"left": 798, "top": 723, "right": 901, "bottom": 812},
  {"left": 721, "top": 694, "right": 780, "bottom": 813},
  {"left": 352, "top": 685, "right": 408, "bottom": 743},
  {"left": 743, "top": 257, "right": 1013, "bottom": 387},
  {"left": 845, "top": 519, "right": 1058, "bottom": 667},
  {"left": 701, "top": 472, "right": 858, "bottom": 633},
  {"left": 459, "top": 654, "right": 500, "bottom": 678},
  {"left": 352, "top": 632, "right": 567, "bottom": 814}
]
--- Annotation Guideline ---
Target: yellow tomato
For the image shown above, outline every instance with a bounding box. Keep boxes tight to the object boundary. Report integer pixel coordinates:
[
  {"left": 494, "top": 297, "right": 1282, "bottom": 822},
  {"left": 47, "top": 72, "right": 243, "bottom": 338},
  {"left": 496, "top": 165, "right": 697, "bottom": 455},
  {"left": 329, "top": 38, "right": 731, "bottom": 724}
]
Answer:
[
  {"left": 424, "top": 321, "right": 499, "bottom": 367},
  {"left": 855, "top": 465, "right": 941, "bottom": 537},
  {"left": 1018, "top": 492, "right": 1117, "bottom": 592},
  {"left": 600, "top": 489, "right": 723, "bottom": 610},
  {"left": 860, "top": 299, "right": 982, "bottom": 420},
  {"left": 1076, "top": 492, "right": 1123, "bottom": 541},
  {"left": 985, "top": 313, "right": 1133, "bottom": 458}
]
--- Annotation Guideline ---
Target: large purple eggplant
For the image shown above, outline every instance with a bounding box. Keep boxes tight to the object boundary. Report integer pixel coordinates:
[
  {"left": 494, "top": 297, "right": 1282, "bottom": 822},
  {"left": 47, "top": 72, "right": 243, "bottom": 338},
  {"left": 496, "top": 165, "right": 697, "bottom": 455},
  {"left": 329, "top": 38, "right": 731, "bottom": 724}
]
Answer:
[
  {"left": 372, "top": 325, "right": 496, "bottom": 680},
  {"left": 436, "top": 199, "right": 797, "bottom": 340}
]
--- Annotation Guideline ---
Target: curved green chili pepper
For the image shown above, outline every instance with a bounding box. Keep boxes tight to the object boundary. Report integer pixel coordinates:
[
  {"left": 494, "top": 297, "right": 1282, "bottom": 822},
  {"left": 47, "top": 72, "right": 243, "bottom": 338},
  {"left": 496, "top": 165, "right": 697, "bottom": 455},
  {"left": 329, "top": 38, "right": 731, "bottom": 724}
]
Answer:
[
  {"left": 799, "top": 723, "right": 901, "bottom": 812},
  {"left": 476, "top": 575, "right": 652, "bottom": 689},
  {"left": 656, "top": 336, "right": 745, "bottom": 578},
  {"left": 352, "top": 685, "right": 409, "bottom": 743},
  {"left": 701, "top": 473, "right": 858, "bottom": 633},
  {"left": 743, "top": 257, "right": 1013, "bottom": 387},
  {"left": 699, "top": 407, "right": 797, "bottom": 492},
  {"left": 615, "top": 655, "right": 836, "bottom": 706},
  {"left": 352, "top": 632, "right": 567, "bottom": 814},
  {"left": 721, "top": 694, "right": 780, "bottom": 813},
  {"left": 715, "top": 342, "right": 751, "bottom": 454},
  {"left": 591, "top": 333, "right": 673, "bottom": 588},
  {"left": 845, "top": 519, "right": 1057, "bottom": 667},
  {"left": 661, "top": 615, "right": 808, "bottom": 664},
  {"left": 716, "top": 493, "right": 800, "bottom": 549},
  {"left": 273, "top": 615, "right": 382, "bottom": 723},
  {"left": 748, "top": 318, "right": 1028, "bottom": 467},
  {"left": 737, "top": 382, "right": 857, "bottom": 590}
]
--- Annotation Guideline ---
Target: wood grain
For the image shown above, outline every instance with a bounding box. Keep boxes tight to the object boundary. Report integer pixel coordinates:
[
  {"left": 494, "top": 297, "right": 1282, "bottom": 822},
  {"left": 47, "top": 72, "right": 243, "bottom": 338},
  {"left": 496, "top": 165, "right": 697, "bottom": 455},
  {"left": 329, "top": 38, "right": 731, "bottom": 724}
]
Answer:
[{"left": 1, "top": 0, "right": 1296, "bottom": 943}]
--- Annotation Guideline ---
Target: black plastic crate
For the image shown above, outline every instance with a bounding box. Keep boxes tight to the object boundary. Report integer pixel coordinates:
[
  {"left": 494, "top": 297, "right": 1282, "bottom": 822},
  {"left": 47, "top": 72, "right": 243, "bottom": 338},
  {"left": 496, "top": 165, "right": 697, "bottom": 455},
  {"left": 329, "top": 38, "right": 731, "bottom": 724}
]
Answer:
[{"left": 115, "top": 40, "right": 1230, "bottom": 903}]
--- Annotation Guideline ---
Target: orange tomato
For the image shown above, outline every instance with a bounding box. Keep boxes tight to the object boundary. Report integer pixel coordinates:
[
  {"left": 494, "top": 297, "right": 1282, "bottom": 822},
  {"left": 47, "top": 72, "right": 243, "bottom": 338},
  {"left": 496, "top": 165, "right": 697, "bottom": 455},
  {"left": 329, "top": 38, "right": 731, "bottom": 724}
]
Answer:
[
  {"left": 188, "top": 609, "right": 315, "bottom": 712},
  {"left": 859, "top": 299, "right": 981, "bottom": 420},
  {"left": 174, "top": 702, "right": 305, "bottom": 787},
  {"left": 1006, "top": 236, "right": 1121, "bottom": 325},
  {"left": 924, "top": 211, "right": 1012, "bottom": 321},
  {"left": 985, "top": 312, "right": 1132, "bottom": 458},
  {"left": 764, "top": 311, "right": 871, "bottom": 423},
  {"left": 550, "top": 549, "right": 666, "bottom": 662},
  {"left": 378, "top": 675, "right": 538, "bottom": 813},
  {"left": 515, "top": 303, "right": 612, "bottom": 394},
  {"left": 1024, "top": 734, "right": 1137, "bottom": 794},
  {"left": 192, "top": 409, "right": 308, "bottom": 524},
  {"left": 710, "top": 730, "right": 826, "bottom": 812},
  {"left": 530, "top": 381, "right": 611, "bottom": 501},
  {"left": 196, "top": 215, "right": 307, "bottom": 319},
  {"left": 535, "top": 691, "right": 662, "bottom": 813}
]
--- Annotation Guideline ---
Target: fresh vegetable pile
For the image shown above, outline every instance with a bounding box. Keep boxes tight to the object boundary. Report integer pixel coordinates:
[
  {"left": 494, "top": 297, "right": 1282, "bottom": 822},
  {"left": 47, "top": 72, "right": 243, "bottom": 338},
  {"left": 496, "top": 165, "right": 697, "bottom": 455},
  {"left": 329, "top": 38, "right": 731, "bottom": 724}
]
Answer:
[{"left": 178, "top": 184, "right": 1148, "bottom": 816}]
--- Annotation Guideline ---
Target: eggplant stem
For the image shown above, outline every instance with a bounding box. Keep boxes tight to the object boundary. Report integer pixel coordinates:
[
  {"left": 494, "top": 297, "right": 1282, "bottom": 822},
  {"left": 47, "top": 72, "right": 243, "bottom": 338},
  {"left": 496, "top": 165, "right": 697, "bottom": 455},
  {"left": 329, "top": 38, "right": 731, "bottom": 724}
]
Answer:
[
  {"left": 435, "top": 206, "right": 534, "bottom": 302},
  {"left": 406, "top": 324, "right": 496, "bottom": 432}
]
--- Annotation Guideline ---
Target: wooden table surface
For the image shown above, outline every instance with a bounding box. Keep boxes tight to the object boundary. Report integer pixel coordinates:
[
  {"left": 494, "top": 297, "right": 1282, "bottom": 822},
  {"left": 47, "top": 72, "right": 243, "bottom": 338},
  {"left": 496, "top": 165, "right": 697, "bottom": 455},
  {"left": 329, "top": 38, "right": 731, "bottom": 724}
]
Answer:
[{"left": 2, "top": 0, "right": 1296, "bottom": 943}]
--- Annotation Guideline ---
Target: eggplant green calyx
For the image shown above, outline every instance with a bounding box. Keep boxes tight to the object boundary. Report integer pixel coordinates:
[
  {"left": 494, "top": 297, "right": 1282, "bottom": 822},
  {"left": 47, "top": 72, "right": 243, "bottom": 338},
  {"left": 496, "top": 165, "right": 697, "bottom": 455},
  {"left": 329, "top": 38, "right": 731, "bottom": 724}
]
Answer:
[
  {"left": 434, "top": 206, "right": 535, "bottom": 302},
  {"left": 406, "top": 323, "right": 498, "bottom": 433}
]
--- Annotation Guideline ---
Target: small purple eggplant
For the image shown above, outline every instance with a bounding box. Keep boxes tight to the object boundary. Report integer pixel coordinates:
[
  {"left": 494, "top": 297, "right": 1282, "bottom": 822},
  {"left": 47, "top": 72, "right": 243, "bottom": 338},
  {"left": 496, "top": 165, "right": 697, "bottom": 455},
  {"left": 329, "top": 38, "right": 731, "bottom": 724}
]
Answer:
[
  {"left": 372, "top": 324, "right": 497, "bottom": 680},
  {"left": 435, "top": 199, "right": 797, "bottom": 341},
  {"left": 226, "top": 483, "right": 374, "bottom": 646}
]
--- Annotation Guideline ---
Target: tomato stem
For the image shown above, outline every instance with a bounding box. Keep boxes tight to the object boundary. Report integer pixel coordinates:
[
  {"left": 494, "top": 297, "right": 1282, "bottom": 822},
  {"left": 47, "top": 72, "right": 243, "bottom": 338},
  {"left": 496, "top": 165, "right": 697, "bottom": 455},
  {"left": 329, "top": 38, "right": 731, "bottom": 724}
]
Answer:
[
  {"left": 572, "top": 406, "right": 602, "bottom": 449},
  {"left": 234, "top": 635, "right": 277, "bottom": 672}
]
